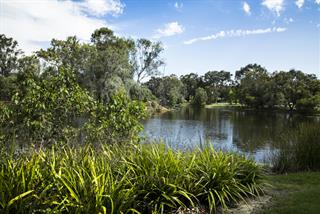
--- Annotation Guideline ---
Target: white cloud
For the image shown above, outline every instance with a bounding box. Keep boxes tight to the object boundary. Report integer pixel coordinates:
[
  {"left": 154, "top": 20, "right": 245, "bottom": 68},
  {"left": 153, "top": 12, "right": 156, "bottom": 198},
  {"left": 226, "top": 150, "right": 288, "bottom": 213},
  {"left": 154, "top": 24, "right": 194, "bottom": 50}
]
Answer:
[
  {"left": 0, "top": 0, "right": 124, "bottom": 54},
  {"left": 284, "top": 17, "right": 294, "bottom": 24},
  {"left": 315, "top": 0, "right": 320, "bottom": 5},
  {"left": 174, "top": 2, "right": 183, "bottom": 11},
  {"left": 243, "top": 2, "right": 251, "bottom": 15},
  {"left": 184, "top": 27, "right": 287, "bottom": 45},
  {"left": 80, "top": 0, "right": 125, "bottom": 17},
  {"left": 154, "top": 22, "right": 184, "bottom": 38},
  {"left": 261, "top": 0, "right": 285, "bottom": 16},
  {"left": 295, "top": 0, "right": 304, "bottom": 8}
]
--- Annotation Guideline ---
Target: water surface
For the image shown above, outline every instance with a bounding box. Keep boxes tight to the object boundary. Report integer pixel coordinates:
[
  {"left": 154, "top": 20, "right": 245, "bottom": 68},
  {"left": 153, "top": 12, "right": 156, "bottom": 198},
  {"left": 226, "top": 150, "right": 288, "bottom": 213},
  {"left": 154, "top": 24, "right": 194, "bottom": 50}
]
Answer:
[{"left": 142, "top": 106, "right": 320, "bottom": 162}]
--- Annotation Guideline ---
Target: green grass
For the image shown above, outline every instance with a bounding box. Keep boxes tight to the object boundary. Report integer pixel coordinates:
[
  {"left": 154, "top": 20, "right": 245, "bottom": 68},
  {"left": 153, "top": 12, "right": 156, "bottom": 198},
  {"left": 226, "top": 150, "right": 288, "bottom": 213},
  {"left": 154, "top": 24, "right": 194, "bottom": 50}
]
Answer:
[
  {"left": 0, "top": 143, "right": 265, "bottom": 213},
  {"left": 205, "top": 103, "right": 243, "bottom": 108},
  {"left": 257, "top": 172, "right": 320, "bottom": 214}
]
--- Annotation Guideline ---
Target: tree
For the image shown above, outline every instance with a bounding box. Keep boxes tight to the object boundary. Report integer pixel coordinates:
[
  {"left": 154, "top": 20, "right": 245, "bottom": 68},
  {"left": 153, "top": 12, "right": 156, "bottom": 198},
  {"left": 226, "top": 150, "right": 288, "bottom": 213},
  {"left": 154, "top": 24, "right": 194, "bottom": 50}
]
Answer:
[
  {"left": 133, "top": 39, "right": 165, "bottom": 83},
  {"left": 273, "top": 70, "right": 320, "bottom": 111},
  {"left": 0, "top": 34, "right": 21, "bottom": 76},
  {"left": 202, "top": 70, "right": 232, "bottom": 103},
  {"left": 144, "top": 75, "right": 184, "bottom": 107},
  {"left": 235, "top": 64, "right": 271, "bottom": 108},
  {"left": 192, "top": 88, "right": 208, "bottom": 107},
  {"left": 180, "top": 73, "right": 201, "bottom": 101}
]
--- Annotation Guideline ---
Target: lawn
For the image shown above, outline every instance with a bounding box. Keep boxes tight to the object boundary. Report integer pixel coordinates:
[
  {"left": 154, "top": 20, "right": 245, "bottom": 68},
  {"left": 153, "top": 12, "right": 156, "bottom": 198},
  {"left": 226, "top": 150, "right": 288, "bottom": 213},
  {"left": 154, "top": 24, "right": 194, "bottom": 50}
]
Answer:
[{"left": 256, "top": 172, "right": 320, "bottom": 214}]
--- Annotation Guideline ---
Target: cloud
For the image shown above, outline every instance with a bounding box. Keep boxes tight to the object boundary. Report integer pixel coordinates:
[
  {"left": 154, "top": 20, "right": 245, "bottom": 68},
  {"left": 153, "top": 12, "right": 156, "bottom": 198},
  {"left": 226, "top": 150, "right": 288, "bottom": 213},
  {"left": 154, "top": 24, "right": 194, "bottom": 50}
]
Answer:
[
  {"left": 316, "top": 0, "right": 320, "bottom": 5},
  {"left": 242, "top": 2, "right": 251, "bottom": 15},
  {"left": 261, "top": 0, "right": 285, "bottom": 16},
  {"left": 174, "top": 2, "right": 183, "bottom": 11},
  {"left": 0, "top": 0, "right": 124, "bottom": 54},
  {"left": 295, "top": 0, "right": 304, "bottom": 8},
  {"left": 80, "top": 0, "right": 125, "bottom": 17},
  {"left": 184, "top": 27, "right": 287, "bottom": 45},
  {"left": 284, "top": 17, "right": 294, "bottom": 24},
  {"left": 154, "top": 22, "right": 184, "bottom": 38}
]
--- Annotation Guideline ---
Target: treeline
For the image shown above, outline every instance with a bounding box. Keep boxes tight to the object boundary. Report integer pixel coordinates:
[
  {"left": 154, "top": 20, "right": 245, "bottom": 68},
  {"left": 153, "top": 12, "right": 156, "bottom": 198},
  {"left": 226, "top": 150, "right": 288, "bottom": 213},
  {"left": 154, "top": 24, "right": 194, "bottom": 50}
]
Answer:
[
  {"left": 1, "top": 29, "right": 319, "bottom": 115},
  {"left": 144, "top": 65, "right": 320, "bottom": 112},
  {"left": 0, "top": 29, "right": 163, "bottom": 105},
  {"left": 0, "top": 29, "right": 165, "bottom": 144}
]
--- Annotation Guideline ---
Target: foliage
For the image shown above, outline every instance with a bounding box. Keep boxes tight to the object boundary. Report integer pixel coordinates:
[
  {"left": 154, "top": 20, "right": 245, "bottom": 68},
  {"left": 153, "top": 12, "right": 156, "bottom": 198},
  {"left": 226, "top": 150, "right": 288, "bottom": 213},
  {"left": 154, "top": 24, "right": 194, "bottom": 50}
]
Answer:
[
  {"left": 145, "top": 75, "right": 185, "bottom": 107},
  {"left": 271, "top": 123, "right": 320, "bottom": 173},
  {"left": 84, "top": 91, "right": 146, "bottom": 144},
  {"left": 0, "top": 66, "right": 146, "bottom": 145},
  {"left": 0, "top": 34, "right": 21, "bottom": 76},
  {"left": 192, "top": 87, "right": 208, "bottom": 106},
  {"left": 180, "top": 73, "right": 201, "bottom": 101},
  {"left": 0, "top": 67, "right": 95, "bottom": 144},
  {"left": 128, "top": 82, "right": 156, "bottom": 101},
  {"left": 0, "top": 143, "right": 265, "bottom": 213},
  {"left": 132, "top": 38, "right": 165, "bottom": 83}
]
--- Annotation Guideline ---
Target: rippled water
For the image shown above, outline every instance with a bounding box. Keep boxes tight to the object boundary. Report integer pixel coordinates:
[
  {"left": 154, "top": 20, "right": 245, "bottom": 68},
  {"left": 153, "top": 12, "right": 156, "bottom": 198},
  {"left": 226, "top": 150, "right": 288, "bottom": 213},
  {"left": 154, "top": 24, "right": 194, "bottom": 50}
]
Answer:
[{"left": 142, "top": 106, "right": 320, "bottom": 162}]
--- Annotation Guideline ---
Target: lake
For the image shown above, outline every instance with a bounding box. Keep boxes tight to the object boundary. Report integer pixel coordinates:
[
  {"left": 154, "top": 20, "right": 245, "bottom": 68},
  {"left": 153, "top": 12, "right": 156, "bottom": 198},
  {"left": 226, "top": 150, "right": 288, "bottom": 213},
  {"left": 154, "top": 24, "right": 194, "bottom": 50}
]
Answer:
[{"left": 142, "top": 106, "right": 320, "bottom": 162}]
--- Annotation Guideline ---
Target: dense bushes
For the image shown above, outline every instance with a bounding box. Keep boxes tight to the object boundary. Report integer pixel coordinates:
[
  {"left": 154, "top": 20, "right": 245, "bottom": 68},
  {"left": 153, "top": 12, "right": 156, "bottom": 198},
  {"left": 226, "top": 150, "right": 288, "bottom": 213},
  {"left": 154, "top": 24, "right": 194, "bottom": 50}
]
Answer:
[
  {"left": 0, "top": 67, "right": 145, "bottom": 145},
  {"left": 271, "top": 123, "right": 320, "bottom": 173},
  {"left": 0, "top": 143, "right": 265, "bottom": 213}
]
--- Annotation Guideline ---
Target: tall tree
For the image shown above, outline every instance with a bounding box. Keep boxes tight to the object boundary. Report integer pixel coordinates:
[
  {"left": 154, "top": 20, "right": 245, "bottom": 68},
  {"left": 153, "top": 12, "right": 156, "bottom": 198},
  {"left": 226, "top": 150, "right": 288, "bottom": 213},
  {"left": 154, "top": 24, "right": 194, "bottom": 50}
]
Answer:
[{"left": 133, "top": 39, "right": 165, "bottom": 83}]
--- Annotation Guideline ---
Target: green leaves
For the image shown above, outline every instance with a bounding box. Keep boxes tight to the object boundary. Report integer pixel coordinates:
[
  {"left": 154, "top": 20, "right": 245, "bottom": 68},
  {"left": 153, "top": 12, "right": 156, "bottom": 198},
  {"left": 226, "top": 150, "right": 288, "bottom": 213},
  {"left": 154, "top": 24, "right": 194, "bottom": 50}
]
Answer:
[{"left": 0, "top": 143, "right": 265, "bottom": 213}]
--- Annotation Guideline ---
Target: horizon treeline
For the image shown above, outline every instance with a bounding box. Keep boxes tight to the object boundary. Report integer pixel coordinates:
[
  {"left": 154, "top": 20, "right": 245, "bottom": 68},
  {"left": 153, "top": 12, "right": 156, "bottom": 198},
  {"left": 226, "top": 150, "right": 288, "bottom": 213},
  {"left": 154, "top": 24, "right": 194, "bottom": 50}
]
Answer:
[
  {"left": 1, "top": 28, "right": 319, "bottom": 113},
  {"left": 145, "top": 65, "right": 320, "bottom": 112}
]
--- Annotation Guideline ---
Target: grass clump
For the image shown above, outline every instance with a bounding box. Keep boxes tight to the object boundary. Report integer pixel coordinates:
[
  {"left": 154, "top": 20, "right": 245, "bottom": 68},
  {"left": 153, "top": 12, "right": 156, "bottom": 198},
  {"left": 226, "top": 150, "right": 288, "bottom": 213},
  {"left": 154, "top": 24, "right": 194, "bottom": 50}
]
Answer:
[
  {"left": 0, "top": 143, "right": 265, "bottom": 213},
  {"left": 271, "top": 123, "right": 320, "bottom": 173}
]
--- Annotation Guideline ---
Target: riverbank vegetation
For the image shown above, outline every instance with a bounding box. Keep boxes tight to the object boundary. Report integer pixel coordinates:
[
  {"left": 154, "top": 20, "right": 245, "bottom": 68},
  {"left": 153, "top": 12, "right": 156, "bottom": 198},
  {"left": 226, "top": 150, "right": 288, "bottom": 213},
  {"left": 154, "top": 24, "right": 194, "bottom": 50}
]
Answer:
[
  {"left": 0, "top": 143, "right": 265, "bottom": 213},
  {"left": 1, "top": 29, "right": 319, "bottom": 213},
  {"left": 270, "top": 123, "right": 320, "bottom": 173}
]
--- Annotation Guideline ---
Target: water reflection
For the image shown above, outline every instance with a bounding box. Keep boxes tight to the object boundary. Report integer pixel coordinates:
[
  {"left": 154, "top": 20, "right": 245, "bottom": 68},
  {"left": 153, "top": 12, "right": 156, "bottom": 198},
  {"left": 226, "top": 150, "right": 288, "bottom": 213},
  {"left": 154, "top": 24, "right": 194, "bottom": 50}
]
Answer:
[{"left": 142, "top": 106, "right": 319, "bottom": 162}]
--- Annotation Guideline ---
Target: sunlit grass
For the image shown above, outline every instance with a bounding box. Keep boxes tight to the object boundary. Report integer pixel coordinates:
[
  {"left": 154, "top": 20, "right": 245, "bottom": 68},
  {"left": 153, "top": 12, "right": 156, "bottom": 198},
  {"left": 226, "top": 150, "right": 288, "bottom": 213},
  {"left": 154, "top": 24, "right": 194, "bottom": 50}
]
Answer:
[{"left": 0, "top": 143, "right": 265, "bottom": 213}]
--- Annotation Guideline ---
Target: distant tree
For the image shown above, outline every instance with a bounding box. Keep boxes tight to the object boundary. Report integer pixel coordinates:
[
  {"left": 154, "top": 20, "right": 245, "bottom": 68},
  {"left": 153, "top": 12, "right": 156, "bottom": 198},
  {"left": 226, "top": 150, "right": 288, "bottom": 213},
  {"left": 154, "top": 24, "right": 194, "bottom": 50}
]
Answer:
[
  {"left": 235, "top": 64, "right": 270, "bottom": 108},
  {"left": 180, "top": 73, "right": 201, "bottom": 101},
  {"left": 133, "top": 39, "right": 165, "bottom": 83},
  {"left": 203, "top": 70, "right": 232, "bottom": 103},
  {"left": 192, "top": 88, "right": 208, "bottom": 107},
  {"left": 145, "top": 75, "right": 184, "bottom": 107},
  {"left": 273, "top": 70, "right": 320, "bottom": 111},
  {"left": 0, "top": 34, "right": 21, "bottom": 76}
]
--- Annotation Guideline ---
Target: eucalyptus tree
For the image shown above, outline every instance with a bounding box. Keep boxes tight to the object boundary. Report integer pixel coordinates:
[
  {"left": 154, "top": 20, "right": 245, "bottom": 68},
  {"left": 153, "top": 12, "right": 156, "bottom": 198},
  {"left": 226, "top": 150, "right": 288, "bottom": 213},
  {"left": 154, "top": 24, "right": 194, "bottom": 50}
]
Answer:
[
  {"left": 235, "top": 64, "right": 271, "bottom": 108},
  {"left": 133, "top": 38, "right": 165, "bottom": 83},
  {"left": 180, "top": 73, "right": 201, "bottom": 101},
  {"left": 203, "top": 70, "right": 232, "bottom": 103}
]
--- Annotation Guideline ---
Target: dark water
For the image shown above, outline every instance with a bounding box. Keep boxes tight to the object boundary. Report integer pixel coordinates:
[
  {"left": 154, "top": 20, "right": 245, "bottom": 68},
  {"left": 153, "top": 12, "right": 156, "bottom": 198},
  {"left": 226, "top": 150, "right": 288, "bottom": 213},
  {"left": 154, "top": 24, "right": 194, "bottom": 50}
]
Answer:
[{"left": 142, "top": 106, "right": 320, "bottom": 162}]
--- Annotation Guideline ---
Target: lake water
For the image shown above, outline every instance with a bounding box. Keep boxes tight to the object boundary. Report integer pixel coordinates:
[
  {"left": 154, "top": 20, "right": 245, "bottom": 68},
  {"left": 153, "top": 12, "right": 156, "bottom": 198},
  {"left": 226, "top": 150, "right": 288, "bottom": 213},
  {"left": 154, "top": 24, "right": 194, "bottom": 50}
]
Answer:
[{"left": 142, "top": 106, "right": 320, "bottom": 162}]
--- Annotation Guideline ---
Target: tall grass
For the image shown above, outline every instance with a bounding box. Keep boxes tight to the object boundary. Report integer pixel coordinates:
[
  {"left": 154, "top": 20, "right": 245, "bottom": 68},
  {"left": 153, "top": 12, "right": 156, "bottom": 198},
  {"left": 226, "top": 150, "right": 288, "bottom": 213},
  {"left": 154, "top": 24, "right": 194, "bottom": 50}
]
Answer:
[
  {"left": 0, "top": 143, "right": 265, "bottom": 213},
  {"left": 271, "top": 123, "right": 320, "bottom": 173}
]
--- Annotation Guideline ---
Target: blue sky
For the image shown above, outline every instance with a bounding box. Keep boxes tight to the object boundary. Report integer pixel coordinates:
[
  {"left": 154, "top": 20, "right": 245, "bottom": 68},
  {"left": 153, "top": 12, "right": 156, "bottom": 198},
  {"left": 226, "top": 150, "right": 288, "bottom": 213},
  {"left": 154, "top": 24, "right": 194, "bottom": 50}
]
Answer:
[{"left": 1, "top": 0, "right": 319, "bottom": 77}]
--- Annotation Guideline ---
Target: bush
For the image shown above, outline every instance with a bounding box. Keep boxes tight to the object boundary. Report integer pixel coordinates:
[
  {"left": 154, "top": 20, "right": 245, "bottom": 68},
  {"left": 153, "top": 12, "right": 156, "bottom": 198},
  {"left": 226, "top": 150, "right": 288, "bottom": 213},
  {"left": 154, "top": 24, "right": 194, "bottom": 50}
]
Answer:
[
  {"left": 0, "top": 143, "right": 265, "bottom": 213},
  {"left": 0, "top": 67, "right": 146, "bottom": 146}
]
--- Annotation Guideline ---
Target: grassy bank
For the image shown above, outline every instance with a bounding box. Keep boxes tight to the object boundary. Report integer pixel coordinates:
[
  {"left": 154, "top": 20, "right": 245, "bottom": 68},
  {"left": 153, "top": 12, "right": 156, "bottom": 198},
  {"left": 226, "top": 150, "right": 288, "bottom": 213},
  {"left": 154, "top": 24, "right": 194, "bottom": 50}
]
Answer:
[
  {"left": 0, "top": 143, "right": 265, "bottom": 213},
  {"left": 205, "top": 103, "right": 243, "bottom": 108},
  {"left": 257, "top": 172, "right": 320, "bottom": 214}
]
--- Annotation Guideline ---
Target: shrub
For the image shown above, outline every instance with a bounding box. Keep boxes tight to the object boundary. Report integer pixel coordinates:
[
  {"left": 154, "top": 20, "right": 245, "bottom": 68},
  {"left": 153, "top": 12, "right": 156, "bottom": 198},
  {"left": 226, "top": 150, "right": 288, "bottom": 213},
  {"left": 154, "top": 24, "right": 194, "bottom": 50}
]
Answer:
[
  {"left": 0, "top": 67, "right": 146, "bottom": 146},
  {"left": 0, "top": 143, "right": 265, "bottom": 213}
]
